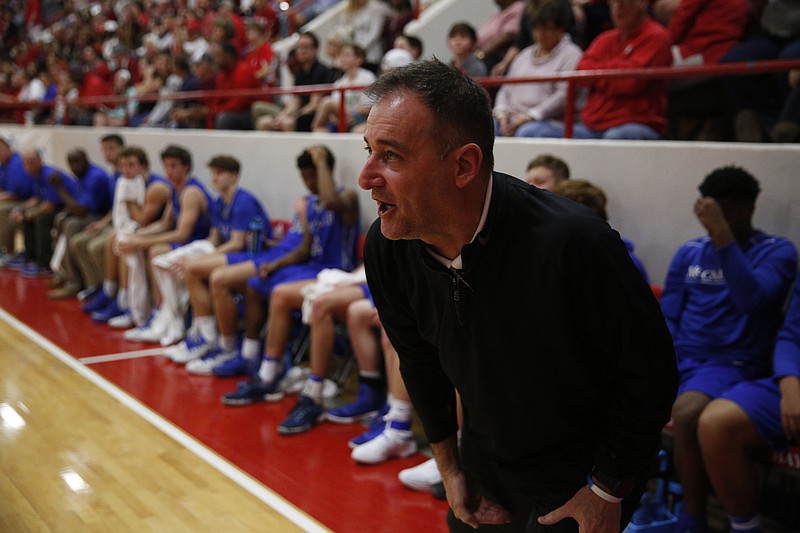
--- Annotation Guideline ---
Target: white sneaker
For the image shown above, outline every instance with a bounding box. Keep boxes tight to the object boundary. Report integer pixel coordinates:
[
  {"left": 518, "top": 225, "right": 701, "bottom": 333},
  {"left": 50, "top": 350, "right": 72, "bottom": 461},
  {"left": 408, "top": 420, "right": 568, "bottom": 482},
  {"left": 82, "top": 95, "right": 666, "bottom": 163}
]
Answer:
[
  {"left": 167, "top": 335, "right": 210, "bottom": 364},
  {"left": 160, "top": 322, "right": 185, "bottom": 346},
  {"left": 108, "top": 312, "right": 134, "bottom": 329},
  {"left": 351, "top": 427, "right": 417, "bottom": 465},
  {"left": 185, "top": 348, "right": 236, "bottom": 375},
  {"left": 398, "top": 457, "right": 441, "bottom": 491},
  {"left": 123, "top": 311, "right": 168, "bottom": 342}
]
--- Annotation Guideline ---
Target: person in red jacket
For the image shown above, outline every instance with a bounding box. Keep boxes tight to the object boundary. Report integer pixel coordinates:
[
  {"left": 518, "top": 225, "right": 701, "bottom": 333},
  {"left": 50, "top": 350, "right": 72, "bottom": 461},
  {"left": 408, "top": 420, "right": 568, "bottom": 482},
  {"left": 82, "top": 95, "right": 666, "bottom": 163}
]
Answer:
[
  {"left": 528, "top": 0, "right": 672, "bottom": 139},
  {"left": 211, "top": 42, "right": 261, "bottom": 130},
  {"left": 67, "top": 64, "right": 113, "bottom": 126},
  {"left": 667, "top": 0, "right": 749, "bottom": 67}
]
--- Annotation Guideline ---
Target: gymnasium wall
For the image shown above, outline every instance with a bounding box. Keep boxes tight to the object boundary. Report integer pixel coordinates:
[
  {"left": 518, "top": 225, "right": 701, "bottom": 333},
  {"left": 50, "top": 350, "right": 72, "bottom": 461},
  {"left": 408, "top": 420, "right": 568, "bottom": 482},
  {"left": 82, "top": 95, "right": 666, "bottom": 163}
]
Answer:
[{"left": 1, "top": 124, "right": 798, "bottom": 283}]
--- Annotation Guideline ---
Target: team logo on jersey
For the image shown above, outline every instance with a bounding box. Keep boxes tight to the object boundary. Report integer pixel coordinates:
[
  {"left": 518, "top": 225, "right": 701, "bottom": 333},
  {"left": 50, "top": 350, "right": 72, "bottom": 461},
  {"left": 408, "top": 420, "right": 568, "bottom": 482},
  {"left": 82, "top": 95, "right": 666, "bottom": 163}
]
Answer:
[{"left": 685, "top": 265, "right": 725, "bottom": 285}]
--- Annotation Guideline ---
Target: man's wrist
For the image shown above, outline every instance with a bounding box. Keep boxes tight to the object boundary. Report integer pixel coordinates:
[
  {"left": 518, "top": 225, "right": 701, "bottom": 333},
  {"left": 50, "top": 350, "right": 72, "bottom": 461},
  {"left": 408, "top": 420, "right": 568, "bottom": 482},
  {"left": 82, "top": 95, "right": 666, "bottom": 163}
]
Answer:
[
  {"left": 589, "top": 467, "right": 637, "bottom": 499},
  {"left": 587, "top": 474, "right": 623, "bottom": 503}
]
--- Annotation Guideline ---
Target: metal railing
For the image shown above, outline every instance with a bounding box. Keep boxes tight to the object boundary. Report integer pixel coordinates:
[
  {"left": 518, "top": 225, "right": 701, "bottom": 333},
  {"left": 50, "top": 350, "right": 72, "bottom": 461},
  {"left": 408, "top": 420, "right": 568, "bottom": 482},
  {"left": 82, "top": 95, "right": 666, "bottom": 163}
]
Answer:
[{"left": 2, "top": 58, "right": 799, "bottom": 136}]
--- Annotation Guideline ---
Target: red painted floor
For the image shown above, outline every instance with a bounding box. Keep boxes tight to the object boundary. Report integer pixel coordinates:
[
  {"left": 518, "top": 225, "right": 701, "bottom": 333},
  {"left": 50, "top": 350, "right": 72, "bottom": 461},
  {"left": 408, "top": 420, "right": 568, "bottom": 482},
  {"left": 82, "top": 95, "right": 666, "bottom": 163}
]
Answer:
[{"left": 0, "top": 269, "right": 449, "bottom": 532}]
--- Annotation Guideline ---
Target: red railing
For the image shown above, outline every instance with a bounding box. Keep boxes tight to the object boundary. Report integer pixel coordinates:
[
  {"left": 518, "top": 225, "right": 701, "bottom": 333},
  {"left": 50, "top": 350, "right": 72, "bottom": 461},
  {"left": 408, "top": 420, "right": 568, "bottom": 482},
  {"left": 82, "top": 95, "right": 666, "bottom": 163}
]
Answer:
[{"left": 2, "top": 59, "right": 799, "bottom": 135}]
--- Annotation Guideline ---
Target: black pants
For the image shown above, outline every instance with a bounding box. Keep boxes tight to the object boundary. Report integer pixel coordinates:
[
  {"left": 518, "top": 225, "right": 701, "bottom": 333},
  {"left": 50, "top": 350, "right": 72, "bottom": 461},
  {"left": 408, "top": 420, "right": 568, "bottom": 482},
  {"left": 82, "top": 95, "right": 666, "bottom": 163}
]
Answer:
[{"left": 23, "top": 212, "right": 56, "bottom": 266}]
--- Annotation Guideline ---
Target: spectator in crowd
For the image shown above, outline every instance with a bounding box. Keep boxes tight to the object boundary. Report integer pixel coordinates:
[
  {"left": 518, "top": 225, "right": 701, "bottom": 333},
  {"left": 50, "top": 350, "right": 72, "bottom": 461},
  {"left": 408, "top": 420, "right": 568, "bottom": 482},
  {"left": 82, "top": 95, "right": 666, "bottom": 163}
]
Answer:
[
  {"left": 359, "top": 58, "right": 677, "bottom": 531},
  {"left": 176, "top": 17, "right": 209, "bottom": 64},
  {"left": 725, "top": 0, "right": 800, "bottom": 143},
  {"left": 552, "top": 178, "right": 650, "bottom": 283},
  {"left": 528, "top": 0, "right": 672, "bottom": 139},
  {"left": 394, "top": 33, "right": 424, "bottom": 60},
  {"left": 491, "top": 0, "right": 576, "bottom": 76},
  {"left": 475, "top": 0, "right": 526, "bottom": 73},
  {"left": 698, "top": 274, "right": 800, "bottom": 533},
  {"left": 66, "top": 62, "right": 113, "bottom": 126},
  {"left": 48, "top": 149, "right": 111, "bottom": 299},
  {"left": 92, "top": 68, "right": 137, "bottom": 127},
  {"left": 665, "top": 0, "right": 749, "bottom": 68},
  {"left": 211, "top": 42, "right": 261, "bottom": 130},
  {"left": 125, "top": 154, "right": 270, "bottom": 346},
  {"left": 171, "top": 53, "right": 217, "bottom": 130},
  {"left": 447, "top": 23, "right": 488, "bottom": 79},
  {"left": 69, "top": 134, "right": 124, "bottom": 303},
  {"left": 243, "top": 18, "right": 276, "bottom": 89},
  {"left": 311, "top": 43, "right": 375, "bottom": 133},
  {"left": 493, "top": 0, "right": 583, "bottom": 137},
  {"left": 213, "top": 146, "right": 360, "bottom": 394},
  {"left": 116, "top": 144, "right": 212, "bottom": 330},
  {"left": 382, "top": 0, "right": 414, "bottom": 56},
  {"left": 380, "top": 46, "right": 414, "bottom": 75},
  {"left": 139, "top": 54, "right": 188, "bottom": 128},
  {"left": 340, "top": 0, "right": 391, "bottom": 72},
  {"left": 524, "top": 153, "right": 570, "bottom": 190},
  {"left": 0, "top": 135, "right": 33, "bottom": 263},
  {"left": 9, "top": 148, "right": 72, "bottom": 277},
  {"left": 660, "top": 166, "right": 797, "bottom": 533},
  {"left": 109, "top": 44, "right": 141, "bottom": 84},
  {"left": 254, "top": 32, "right": 333, "bottom": 132}
]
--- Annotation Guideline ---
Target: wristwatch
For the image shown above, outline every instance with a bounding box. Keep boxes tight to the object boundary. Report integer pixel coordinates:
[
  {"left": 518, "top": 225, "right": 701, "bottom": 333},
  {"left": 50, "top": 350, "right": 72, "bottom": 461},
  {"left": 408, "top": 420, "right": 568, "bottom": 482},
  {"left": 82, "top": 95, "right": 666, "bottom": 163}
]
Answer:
[{"left": 590, "top": 467, "right": 638, "bottom": 499}]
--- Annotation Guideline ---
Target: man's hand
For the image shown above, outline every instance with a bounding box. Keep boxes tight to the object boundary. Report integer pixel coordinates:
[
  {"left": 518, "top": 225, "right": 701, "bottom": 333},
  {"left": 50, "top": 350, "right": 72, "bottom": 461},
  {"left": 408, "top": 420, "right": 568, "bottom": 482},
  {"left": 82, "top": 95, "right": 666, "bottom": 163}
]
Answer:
[
  {"left": 48, "top": 172, "right": 63, "bottom": 188},
  {"left": 258, "top": 262, "right": 272, "bottom": 280},
  {"left": 307, "top": 145, "right": 330, "bottom": 171},
  {"left": 538, "top": 485, "right": 621, "bottom": 533},
  {"left": 693, "top": 197, "right": 733, "bottom": 246},
  {"left": 442, "top": 468, "right": 512, "bottom": 529},
  {"left": 780, "top": 376, "right": 800, "bottom": 442},
  {"left": 10, "top": 207, "right": 25, "bottom": 224}
]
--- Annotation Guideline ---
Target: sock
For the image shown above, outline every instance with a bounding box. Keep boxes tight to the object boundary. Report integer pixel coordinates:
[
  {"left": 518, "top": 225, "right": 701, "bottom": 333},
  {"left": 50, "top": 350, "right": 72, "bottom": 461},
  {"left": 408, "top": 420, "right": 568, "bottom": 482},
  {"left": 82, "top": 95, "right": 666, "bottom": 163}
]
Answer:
[
  {"left": 196, "top": 315, "right": 217, "bottom": 344},
  {"left": 359, "top": 373, "right": 385, "bottom": 391},
  {"left": 257, "top": 355, "right": 280, "bottom": 383},
  {"left": 730, "top": 513, "right": 762, "bottom": 533},
  {"left": 219, "top": 335, "right": 237, "bottom": 353},
  {"left": 241, "top": 338, "right": 260, "bottom": 361},
  {"left": 117, "top": 288, "right": 129, "bottom": 310},
  {"left": 103, "top": 280, "right": 118, "bottom": 297},
  {"left": 302, "top": 374, "right": 324, "bottom": 404},
  {"left": 386, "top": 396, "right": 413, "bottom": 424}
]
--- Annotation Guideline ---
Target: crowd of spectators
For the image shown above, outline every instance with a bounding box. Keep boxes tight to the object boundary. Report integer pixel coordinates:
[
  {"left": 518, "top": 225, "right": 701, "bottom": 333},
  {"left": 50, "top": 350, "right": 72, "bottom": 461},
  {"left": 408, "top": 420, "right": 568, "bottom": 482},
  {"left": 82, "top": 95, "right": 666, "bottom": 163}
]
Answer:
[{"left": 0, "top": 0, "right": 798, "bottom": 141}]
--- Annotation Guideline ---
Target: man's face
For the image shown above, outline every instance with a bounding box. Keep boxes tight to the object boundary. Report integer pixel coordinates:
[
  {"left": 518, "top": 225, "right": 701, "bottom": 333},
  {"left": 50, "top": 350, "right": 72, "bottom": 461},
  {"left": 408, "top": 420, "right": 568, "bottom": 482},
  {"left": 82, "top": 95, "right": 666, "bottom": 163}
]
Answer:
[
  {"left": 210, "top": 167, "right": 237, "bottom": 193},
  {"left": 119, "top": 155, "right": 144, "bottom": 179},
  {"left": 526, "top": 166, "right": 558, "bottom": 191},
  {"left": 22, "top": 152, "right": 42, "bottom": 177},
  {"left": 161, "top": 156, "right": 189, "bottom": 185},
  {"left": 299, "top": 167, "right": 319, "bottom": 195},
  {"left": 610, "top": 0, "right": 647, "bottom": 32},
  {"left": 68, "top": 153, "right": 88, "bottom": 177},
  {"left": 447, "top": 33, "right": 474, "bottom": 57},
  {"left": 101, "top": 140, "right": 121, "bottom": 165},
  {"left": 359, "top": 91, "right": 453, "bottom": 242},
  {"left": 295, "top": 36, "right": 317, "bottom": 64}
]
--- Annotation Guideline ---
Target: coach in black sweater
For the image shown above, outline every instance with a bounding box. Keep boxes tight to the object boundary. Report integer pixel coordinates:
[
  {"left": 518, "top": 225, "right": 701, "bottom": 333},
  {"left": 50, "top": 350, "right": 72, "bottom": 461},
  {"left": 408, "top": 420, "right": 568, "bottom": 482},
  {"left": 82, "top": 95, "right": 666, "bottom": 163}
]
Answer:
[{"left": 359, "top": 59, "right": 677, "bottom": 533}]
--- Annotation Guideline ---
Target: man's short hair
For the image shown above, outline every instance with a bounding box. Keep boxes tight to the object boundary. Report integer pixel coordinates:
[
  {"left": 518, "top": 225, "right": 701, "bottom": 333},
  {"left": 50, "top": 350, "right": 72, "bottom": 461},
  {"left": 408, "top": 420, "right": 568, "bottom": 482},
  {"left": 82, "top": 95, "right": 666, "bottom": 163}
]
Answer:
[
  {"left": 208, "top": 155, "right": 240, "bottom": 174},
  {"left": 366, "top": 58, "right": 494, "bottom": 174},
  {"left": 299, "top": 31, "right": 320, "bottom": 49},
  {"left": 405, "top": 35, "right": 423, "bottom": 57},
  {"left": 552, "top": 179, "right": 608, "bottom": 221},
  {"left": 698, "top": 165, "right": 760, "bottom": 201},
  {"left": 527, "top": 154, "right": 570, "bottom": 181},
  {"left": 448, "top": 22, "right": 477, "bottom": 41},
  {"left": 119, "top": 146, "right": 149, "bottom": 167},
  {"left": 100, "top": 133, "right": 125, "bottom": 147},
  {"left": 160, "top": 144, "right": 193, "bottom": 168},
  {"left": 343, "top": 42, "right": 367, "bottom": 62},
  {"left": 297, "top": 146, "right": 335, "bottom": 171}
]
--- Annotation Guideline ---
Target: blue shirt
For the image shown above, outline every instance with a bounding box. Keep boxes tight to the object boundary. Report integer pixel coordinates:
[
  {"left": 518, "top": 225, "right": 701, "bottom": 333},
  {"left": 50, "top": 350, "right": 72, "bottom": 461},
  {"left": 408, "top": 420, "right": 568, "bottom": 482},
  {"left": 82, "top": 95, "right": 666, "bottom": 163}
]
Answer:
[
  {"left": 212, "top": 187, "right": 271, "bottom": 244},
  {"left": 774, "top": 275, "right": 800, "bottom": 379},
  {"left": 31, "top": 165, "right": 74, "bottom": 207},
  {"left": 74, "top": 163, "right": 112, "bottom": 215},
  {"left": 171, "top": 177, "right": 212, "bottom": 245},
  {"left": 0, "top": 152, "right": 34, "bottom": 199},
  {"left": 306, "top": 189, "right": 359, "bottom": 271},
  {"left": 661, "top": 231, "right": 798, "bottom": 364}
]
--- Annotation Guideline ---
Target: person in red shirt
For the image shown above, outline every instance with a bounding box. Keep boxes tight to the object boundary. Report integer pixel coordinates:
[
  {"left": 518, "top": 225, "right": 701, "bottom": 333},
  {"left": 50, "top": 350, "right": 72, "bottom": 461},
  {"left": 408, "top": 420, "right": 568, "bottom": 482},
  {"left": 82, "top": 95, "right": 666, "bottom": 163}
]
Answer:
[
  {"left": 244, "top": 18, "right": 276, "bottom": 88},
  {"left": 528, "top": 0, "right": 672, "bottom": 140},
  {"left": 212, "top": 42, "right": 261, "bottom": 130},
  {"left": 67, "top": 64, "right": 113, "bottom": 126}
]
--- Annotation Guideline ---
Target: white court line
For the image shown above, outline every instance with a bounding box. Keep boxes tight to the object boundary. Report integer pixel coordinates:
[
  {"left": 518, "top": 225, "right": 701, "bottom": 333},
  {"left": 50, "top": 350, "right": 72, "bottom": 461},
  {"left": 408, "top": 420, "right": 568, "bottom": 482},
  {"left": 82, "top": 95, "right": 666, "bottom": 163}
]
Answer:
[
  {"left": 0, "top": 308, "right": 330, "bottom": 533},
  {"left": 79, "top": 347, "right": 165, "bottom": 365}
]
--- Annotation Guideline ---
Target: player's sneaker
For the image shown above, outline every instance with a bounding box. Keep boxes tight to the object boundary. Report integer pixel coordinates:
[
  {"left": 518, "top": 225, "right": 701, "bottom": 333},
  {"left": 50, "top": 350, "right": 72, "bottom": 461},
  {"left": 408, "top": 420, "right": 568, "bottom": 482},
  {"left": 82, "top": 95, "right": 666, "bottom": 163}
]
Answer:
[
  {"left": 222, "top": 376, "right": 284, "bottom": 405},
  {"left": 327, "top": 382, "right": 386, "bottom": 423},
  {"left": 82, "top": 291, "right": 111, "bottom": 313},
  {"left": 168, "top": 333, "right": 211, "bottom": 363},
  {"left": 108, "top": 312, "right": 133, "bottom": 329},
  {"left": 398, "top": 457, "right": 442, "bottom": 492},
  {"left": 351, "top": 423, "right": 417, "bottom": 464},
  {"left": 212, "top": 353, "right": 259, "bottom": 378},
  {"left": 77, "top": 285, "right": 101, "bottom": 303},
  {"left": 91, "top": 300, "right": 125, "bottom": 323},
  {"left": 123, "top": 310, "right": 165, "bottom": 342},
  {"left": 278, "top": 395, "right": 325, "bottom": 435},
  {"left": 6, "top": 255, "right": 28, "bottom": 270},
  {"left": 348, "top": 403, "right": 390, "bottom": 449},
  {"left": 21, "top": 263, "right": 51, "bottom": 277},
  {"left": 185, "top": 347, "right": 237, "bottom": 375}
]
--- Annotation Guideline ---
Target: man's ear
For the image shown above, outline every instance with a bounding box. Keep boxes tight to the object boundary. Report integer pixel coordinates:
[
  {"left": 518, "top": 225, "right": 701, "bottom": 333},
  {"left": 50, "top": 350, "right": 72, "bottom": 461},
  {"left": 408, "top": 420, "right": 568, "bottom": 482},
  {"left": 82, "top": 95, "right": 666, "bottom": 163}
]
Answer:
[{"left": 453, "top": 143, "right": 483, "bottom": 189}]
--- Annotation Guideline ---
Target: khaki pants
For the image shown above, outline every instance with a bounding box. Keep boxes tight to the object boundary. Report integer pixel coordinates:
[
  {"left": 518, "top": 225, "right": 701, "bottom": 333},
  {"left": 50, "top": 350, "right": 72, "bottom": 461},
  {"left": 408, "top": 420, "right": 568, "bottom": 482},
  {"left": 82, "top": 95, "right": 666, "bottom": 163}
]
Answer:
[
  {"left": 0, "top": 200, "right": 22, "bottom": 253},
  {"left": 70, "top": 223, "right": 111, "bottom": 289}
]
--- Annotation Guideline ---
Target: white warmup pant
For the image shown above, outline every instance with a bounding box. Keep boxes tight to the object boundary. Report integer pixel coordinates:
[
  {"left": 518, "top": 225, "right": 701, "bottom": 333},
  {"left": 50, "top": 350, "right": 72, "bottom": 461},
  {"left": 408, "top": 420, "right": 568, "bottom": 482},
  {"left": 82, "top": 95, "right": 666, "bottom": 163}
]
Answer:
[{"left": 150, "top": 239, "right": 216, "bottom": 328}]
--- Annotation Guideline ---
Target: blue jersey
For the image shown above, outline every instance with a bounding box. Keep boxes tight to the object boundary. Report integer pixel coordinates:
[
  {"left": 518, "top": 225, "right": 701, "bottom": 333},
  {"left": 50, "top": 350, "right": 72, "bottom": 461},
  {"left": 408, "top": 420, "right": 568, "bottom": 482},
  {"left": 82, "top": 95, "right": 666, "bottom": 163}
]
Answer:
[
  {"left": 31, "top": 165, "right": 74, "bottom": 207},
  {"left": 212, "top": 187, "right": 271, "bottom": 244},
  {"left": 74, "top": 163, "right": 112, "bottom": 215},
  {"left": 774, "top": 276, "right": 800, "bottom": 379},
  {"left": 661, "top": 231, "right": 797, "bottom": 365},
  {"left": 306, "top": 190, "right": 359, "bottom": 271},
  {"left": 171, "top": 177, "right": 212, "bottom": 245},
  {"left": 0, "top": 152, "right": 33, "bottom": 199}
]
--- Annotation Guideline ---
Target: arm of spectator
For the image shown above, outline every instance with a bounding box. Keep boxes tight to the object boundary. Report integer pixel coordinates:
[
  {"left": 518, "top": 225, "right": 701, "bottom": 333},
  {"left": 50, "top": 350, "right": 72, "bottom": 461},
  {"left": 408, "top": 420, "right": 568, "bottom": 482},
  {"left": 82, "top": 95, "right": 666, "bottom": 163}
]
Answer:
[
  {"left": 476, "top": 31, "right": 517, "bottom": 63},
  {"left": 667, "top": 0, "right": 705, "bottom": 44},
  {"left": 491, "top": 46, "right": 520, "bottom": 76}
]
